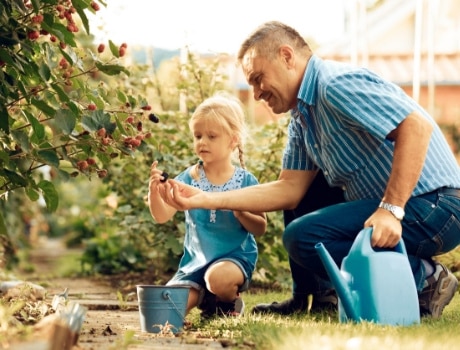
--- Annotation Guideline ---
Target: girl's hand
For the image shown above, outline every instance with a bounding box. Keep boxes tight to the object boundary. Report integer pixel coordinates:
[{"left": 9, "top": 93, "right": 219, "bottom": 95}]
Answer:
[{"left": 149, "top": 161, "right": 168, "bottom": 191}]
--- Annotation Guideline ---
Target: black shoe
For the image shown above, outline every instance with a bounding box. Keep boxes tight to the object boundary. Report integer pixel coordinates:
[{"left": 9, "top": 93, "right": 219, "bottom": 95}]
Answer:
[
  {"left": 199, "top": 290, "right": 245, "bottom": 318},
  {"left": 419, "top": 262, "right": 458, "bottom": 318},
  {"left": 310, "top": 289, "right": 338, "bottom": 314},
  {"left": 251, "top": 297, "right": 308, "bottom": 315},
  {"left": 216, "top": 295, "right": 245, "bottom": 317},
  {"left": 198, "top": 289, "right": 217, "bottom": 319}
]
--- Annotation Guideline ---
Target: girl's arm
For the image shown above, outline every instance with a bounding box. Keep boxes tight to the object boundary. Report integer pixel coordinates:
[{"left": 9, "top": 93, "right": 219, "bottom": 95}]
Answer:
[
  {"left": 148, "top": 161, "right": 178, "bottom": 223},
  {"left": 233, "top": 210, "right": 267, "bottom": 237}
]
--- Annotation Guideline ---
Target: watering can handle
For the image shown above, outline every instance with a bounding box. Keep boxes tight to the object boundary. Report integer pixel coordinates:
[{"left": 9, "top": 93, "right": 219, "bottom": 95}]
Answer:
[{"left": 361, "top": 227, "right": 408, "bottom": 256}]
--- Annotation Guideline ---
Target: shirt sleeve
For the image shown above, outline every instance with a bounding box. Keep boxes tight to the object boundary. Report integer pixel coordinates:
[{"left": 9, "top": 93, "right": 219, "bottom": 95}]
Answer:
[{"left": 323, "top": 68, "right": 420, "bottom": 139}]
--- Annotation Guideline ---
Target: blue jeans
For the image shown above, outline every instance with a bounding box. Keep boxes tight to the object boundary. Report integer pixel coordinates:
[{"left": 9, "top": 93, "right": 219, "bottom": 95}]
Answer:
[{"left": 283, "top": 188, "right": 460, "bottom": 294}]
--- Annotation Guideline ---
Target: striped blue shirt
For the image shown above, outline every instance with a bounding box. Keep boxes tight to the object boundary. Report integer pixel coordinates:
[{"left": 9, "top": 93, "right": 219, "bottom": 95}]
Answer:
[{"left": 283, "top": 55, "right": 460, "bottom": 201}]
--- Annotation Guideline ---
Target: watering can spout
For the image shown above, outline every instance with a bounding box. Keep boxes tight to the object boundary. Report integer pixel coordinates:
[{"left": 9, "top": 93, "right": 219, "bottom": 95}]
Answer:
[{"left": 315, "top": 242, "right": 360, "bottom": 322}]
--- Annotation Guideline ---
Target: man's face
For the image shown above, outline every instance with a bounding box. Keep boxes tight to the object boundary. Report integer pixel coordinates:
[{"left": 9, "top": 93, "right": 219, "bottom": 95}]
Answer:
[{"left": 241, "top": 48, "right": 297, "bottom": 114}]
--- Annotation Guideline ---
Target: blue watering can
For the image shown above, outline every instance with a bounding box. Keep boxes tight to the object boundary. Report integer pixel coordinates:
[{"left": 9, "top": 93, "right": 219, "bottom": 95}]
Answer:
[{"left": 315, "top": 227, "right": 420, "bottom": 325}]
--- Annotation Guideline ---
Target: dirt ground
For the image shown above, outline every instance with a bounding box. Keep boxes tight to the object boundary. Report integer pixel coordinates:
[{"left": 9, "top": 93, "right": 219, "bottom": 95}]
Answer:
[{"left": 8, "top": 238, "right": 224, "bottom": 350}]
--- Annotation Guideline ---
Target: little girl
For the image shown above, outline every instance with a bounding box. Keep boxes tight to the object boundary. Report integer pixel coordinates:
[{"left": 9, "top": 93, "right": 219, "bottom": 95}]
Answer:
[{"left": 148, "top": 94, "right": 266, "bottom": 318}]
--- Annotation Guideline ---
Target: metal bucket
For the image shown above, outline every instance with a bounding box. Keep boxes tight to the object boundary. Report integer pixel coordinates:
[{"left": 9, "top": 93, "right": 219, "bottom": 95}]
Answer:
[{"left": 136, "top": 285, "right": 190, "bottom": 334}]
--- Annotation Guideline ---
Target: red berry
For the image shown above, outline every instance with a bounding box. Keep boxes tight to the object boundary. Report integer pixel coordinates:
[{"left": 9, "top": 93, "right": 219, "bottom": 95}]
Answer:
[
  {"left": 97, "top": 43, "right": 105, "bottom": 53},
  {"left": 125, "top": 116, "right": 134, "bottom": 124},
  {"left": 87, "top": 103, "right": 96, "bottom": 111},
  {"left": 120, "top": 42, "right": 127, "bottom": 49},
  {"left": 97, "top": 128, "right": 106, "bottom": 138},
  {"left": 97, "top": 169, "right": 108, "bottom": 178},
  {"left": 91, "top": 1, "right": 100, "bottom": 11},
  {"left": 27, "top": 30, "right": 40, "bottom": 40},
  {"left": 77, "top": 160, "right": 89, "bottom": 171},
  {"left": 119, "top": 46, "right": 126, "bottom": 57},
  {"left": 141, "top": 105, "right": 152, "bottom": 111},
  {"left": 31, "top": 14, "right": 44, "bottom": 24},
  {"left": 50, "top": 35, "right": 57, "bottom": 42},
  {"left": 130, "top": 139, "right": 141, "bottom": 147}
]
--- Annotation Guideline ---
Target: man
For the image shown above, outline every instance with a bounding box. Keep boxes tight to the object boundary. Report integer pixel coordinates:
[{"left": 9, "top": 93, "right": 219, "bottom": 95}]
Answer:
[{"left": 161, "top": 21, "right": 460, "bottom": 318}]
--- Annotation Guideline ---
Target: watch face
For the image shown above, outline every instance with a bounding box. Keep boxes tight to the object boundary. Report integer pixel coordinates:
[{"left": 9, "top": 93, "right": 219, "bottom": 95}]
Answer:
[{"left": 392, "top": 207, "right": 405, "bottom": 220}]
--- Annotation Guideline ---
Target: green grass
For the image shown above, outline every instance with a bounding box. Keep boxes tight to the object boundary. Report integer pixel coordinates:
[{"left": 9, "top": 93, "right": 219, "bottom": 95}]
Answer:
[{"left": 183, "top": 290, "right": 460, "bottom": 350}]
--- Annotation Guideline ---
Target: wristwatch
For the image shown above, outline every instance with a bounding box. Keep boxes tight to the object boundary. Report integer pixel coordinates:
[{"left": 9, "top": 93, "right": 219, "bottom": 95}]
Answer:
[{"left": 378, "top": 202, "right": 405, "bottom": 220}]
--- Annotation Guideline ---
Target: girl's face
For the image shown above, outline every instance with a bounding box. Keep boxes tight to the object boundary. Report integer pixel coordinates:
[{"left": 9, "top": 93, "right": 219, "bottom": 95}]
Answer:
[{"left": 191, "top": 118, "right": 235, "bottom": 164}]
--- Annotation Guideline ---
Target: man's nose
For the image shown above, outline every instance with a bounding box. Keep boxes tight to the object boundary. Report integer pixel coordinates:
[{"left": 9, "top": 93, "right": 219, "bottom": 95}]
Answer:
[{"left": 253, "top": 86, "right": 263, "bottom": 101}]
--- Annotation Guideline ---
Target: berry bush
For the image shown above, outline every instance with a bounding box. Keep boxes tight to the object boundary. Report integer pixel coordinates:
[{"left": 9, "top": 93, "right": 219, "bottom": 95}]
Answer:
[{"left": 0, "top": 0, "right": 158, "bottom": 267}]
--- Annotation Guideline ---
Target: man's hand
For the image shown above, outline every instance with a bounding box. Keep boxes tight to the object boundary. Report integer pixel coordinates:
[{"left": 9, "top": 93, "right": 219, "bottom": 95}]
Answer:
[
  {"left": 364, "top": 209, "right": 402, "bottom": 248},
  {"left": 159, "top": 179, "right": 206, "bottom": 211}
]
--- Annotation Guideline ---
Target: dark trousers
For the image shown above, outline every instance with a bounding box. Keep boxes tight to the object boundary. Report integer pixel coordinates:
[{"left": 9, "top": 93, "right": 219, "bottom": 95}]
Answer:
[{"left": 283, "top": 171, "right": 345, "bottom": 296}]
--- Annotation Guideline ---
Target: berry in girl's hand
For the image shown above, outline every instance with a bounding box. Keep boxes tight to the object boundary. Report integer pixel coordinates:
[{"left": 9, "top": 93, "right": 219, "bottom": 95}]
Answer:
[{"left": 160, "top": 172, "right": 169, "bottom": 182}]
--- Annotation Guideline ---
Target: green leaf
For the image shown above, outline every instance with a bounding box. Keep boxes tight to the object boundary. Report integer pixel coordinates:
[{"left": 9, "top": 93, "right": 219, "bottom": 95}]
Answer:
[
  {"left": 37, "top": 150, "right": 60, "bottom": 168},
  {"left": 11, "top": 129, "right": 31, "bottom": 152},
  {"left": 0, "top": 104, "right": 9, "bottom": 133},
  {"left": 109, "top": 40, "right": 119, "bottom": 57},
  {"left": 41, "top": 19, "right": 77, "bottom": 47},
  {"left": 72, "top": 0, "right": 91, "bottom": 34},
  {"left": 55, "top": 168, "right": 71, "bottom": 181},
  {"left": 38, "top": 180, "right": 59, "bottom": 212},
  {"left": 25, "top": 186, "right": 40, "bottom": 201},
  {"left": 38, "top": 62, "right": 51, "bottom": 82},
  {"left": 24, "top": 110, "right": 45, "bottom": 141},
  {"left": 0, "top": 168, "right": 27, "bottom": 186},
  {"left": 55, "top": 109, "right": 76, "bottom": 135},
  {"left": 51, "top": 83, "right": 70, "bottom": 104},
  {"left": 31, "top": 98, "right": 56, "bottom": 117},
  {"left": 117, "top": 90, "right": 127, "bottom": 104},
  {"left": 82, "top": 110, "right": 116, "bottom": 134},
  {"left": 95, "top": 62, "right": 129, "bottom": 76}
]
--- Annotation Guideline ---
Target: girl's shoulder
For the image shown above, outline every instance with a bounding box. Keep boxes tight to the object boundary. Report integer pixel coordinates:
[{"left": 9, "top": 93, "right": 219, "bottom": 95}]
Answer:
[
  {"left": 174, "top": 165, "right": 195, "bottom": 184},
  {"left": 234, "top": 166, "right": 259, "bottom": 186}
]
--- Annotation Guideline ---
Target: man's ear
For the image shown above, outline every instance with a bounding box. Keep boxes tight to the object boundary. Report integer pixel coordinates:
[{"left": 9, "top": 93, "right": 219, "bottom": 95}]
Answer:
[{"left": 279, "top": 45, "right": 295, "bottom": 68}]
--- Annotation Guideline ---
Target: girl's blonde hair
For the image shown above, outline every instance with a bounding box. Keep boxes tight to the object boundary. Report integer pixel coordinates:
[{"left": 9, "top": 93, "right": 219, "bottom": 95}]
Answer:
[{"left": 189, "top": 93, "right": 248, "bottom": 178}]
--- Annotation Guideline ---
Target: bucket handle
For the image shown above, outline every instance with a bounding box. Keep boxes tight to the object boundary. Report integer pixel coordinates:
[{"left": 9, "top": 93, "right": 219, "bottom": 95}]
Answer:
[{"left": 162, "top": 290, "right": 186, "bottom": 319}]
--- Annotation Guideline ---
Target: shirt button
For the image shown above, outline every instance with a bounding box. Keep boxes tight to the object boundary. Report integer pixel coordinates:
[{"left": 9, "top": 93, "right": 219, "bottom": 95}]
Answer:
[
  {"left": 314, "top": 144, "right": 319, "bottom": 148},
  {"left": 324, "top": 171, "right": 329, "bottom": 176}
]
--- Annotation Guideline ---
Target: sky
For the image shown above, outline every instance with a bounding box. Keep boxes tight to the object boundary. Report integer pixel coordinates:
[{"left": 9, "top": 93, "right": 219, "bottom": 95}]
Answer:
[{"left": 89, "top": 0, "right": 346, "bottom": 54}]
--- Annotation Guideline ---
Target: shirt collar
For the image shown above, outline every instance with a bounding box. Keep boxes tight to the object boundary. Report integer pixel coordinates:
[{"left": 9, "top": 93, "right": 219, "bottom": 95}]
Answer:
[{"left": 296, "top": 54, "right": 320, "bottom": 107}]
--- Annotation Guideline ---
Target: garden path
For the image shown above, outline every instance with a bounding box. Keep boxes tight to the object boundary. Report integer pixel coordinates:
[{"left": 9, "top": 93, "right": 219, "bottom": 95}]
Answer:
[{"left": 11, "top": 237, "right": 223, "bottom": 350}]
